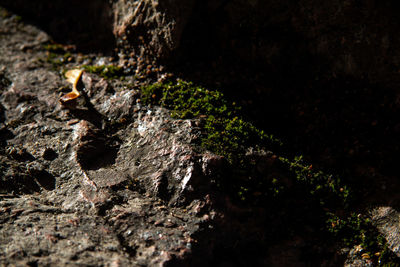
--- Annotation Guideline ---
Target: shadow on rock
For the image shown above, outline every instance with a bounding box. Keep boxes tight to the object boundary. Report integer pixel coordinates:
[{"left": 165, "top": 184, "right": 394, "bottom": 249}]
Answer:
[
  {"left": 77, "top": 139, "right": 120, "bottom": 171},
  {"left": 29, "top": 169, "right": 56, "bottom": 191},
  {"left": 0, "top": 127, "right": 13, "bottom": 148},
  {"left": 0, "top": 0, "right": 115, "bottom": 52}
]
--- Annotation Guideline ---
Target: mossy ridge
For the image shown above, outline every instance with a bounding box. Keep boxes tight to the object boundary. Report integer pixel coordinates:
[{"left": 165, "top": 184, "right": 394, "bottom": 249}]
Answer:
[
  {"left": 81, "top": 65, "right": 124, "bottom": 80},
  {"left": 327, "top": 213, "right": 400, "bottom": 265},
  {"left": 140, "top": 80, "right": 350, "bottom": 208},
  {"left": 43, "top": 43, "right": 124, "bottom": 80},
  {"left": 279, "top": 155, "right": 350, "bottom": 208},
  {"left": 279, "top": 155, "right": 399, "bottom": 265},
  {"left": 141, "top": 80, "right": 281, "bottom": 163},
  {"left": 140, "top": 79, "right": 396, "bottom": 264}
]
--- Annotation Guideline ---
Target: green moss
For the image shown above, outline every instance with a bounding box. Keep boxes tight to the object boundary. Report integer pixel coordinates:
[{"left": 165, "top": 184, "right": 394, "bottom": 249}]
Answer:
[
  {"left": 202, "top": 116, "right": 279, "bottom": 162},
  {"left": 0, "top": 7, "right": 11, "bottom": 18},
  {"left": 140, "top": 79, "right": 397, "bottom": 264},
  {"left": 43, "top": 43, "right": 66, "bottom": 54},
  {"left": 327, "top": 213, "right": 400, "bottom": 265},
  {"left": 42, "top": 42, "right": 124, "bottom": 79},
  {"left": 141, "top": 80, "right": 232, "bottom": 118},
  {"left": 279, "top": 155, "right": 350, "bottom": 208},
  {"left": 141, "top": 80, "right": 281, "bottom": 163},
  {"left": 43, "top": 43, "right": 72, "bottom": 70},
  {"left": 140, "top": 80, "right": 348, "bottom": 203},
  {"left": 81, "top": 65, "right": 124, "bottom": 80}
]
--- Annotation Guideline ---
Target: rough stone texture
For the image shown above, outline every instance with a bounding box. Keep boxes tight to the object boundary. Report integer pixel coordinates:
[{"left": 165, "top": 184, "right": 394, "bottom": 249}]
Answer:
[
  {"left": 1, "top": 2, "right": 400, "bottom": 266},
  {"left": 0, "top": 13, "right": 216, "bottom": 266},
  {"left": 371, "top": 207, "right": 400, "bottom": 257},
  {"left": 3, "top": 0, "right": 400, "bottom": 84},
  {"left": 113, "top": 0, "right": 196, "bottom": 62},
  {"left": 0, "top": 11, "right": 350, "bottom": 266},
  {"left": 0, "top": 0, "right": 114, "bottom": 51}
]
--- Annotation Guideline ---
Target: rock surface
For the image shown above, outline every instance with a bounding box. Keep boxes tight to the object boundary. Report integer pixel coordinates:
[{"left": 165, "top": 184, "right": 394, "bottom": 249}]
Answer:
[
  {"left": 3, "top": 0, "right": 400, "bottom": 84},
  {"left": 113, "top": 0, "right": 195, "bottom": 61},
  {"left": 0, "top": 13, "right": 216, "bottom": 266},
  {"left": 1, "top": 1, "right": 400, "bottom": 266},
  {"left": 371, "top": 207, "right": 400, "bottom": 257}
]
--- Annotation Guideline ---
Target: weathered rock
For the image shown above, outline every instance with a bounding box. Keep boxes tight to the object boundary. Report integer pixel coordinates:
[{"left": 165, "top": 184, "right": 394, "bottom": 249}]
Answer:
[
  {"left": 0, "top": 13, "right": 216, "bottom": 266},
  {"left": 1, "top": 2, "right": 400, "bottom": 266},
  {"left": 0, "top": 0, "right": 114, "bottom": 51},
  {"left": 113, "top": 0, "right": 196, "bottom": 61},
  {"left": 4, "top": 0, "right": 400, "bottom": 85},
  {"left": 371, "top": 207, "right": 400, "bottom": 257}
]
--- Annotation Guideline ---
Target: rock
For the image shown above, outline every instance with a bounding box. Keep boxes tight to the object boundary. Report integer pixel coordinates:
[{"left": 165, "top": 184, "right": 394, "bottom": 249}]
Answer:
[
  {"left": 1, "top": 2, "right": 400, "bottom": 266},
  {"left": 371, "top": 207, "right": 400, "bottom": 257},
  {"left": 112, "top": 0, "right": 196, "bottom": 62},
  {"left": 3, "top": 0, "right": 400, "bottom": 85},
  {"left": 0, "top": 0, "right": 114, "bottom": 51},
  {"left": 0, "top": 12, "right": 216, "bottom": 266}
]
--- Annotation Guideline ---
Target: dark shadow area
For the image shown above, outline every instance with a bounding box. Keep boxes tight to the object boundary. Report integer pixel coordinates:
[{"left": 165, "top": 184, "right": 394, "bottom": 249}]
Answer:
[
  {"left": 0, "top": 173, "right": 41, "bottom": 194},
  {"left": 42, "top": 148, "right": 58, "bottom": 161},
  {"left": 31, "top": 169, "right": 56, "bottom": 191},
  {"left": 164, "top": 1, "right": 400, "bottom": 264},
  {"left": 7, "top": 147, "right": 35, "bottom": 162},
  {"left": 0, "top": 127, "right": 13, "bottom": 148},
  {"left": 64, "top": 79, "right": 106, "bottom": 129},
  {"left": 76, "top": 138, "right": 120, "bottom": 170},
  {"left": 0, "top": 71, "right": 11, "bottom": 91},
  {"left": 0, "top": 0, "right": 115, "bottom": 52},
  {"left": 168, "top": 0, "right": 400, "bottom": 210},
  {"left": 61, "top": 79, "right": 120, "bottom": 170},
  {"left": 0, "top": 102, "right": 14, "bottom": 149}
]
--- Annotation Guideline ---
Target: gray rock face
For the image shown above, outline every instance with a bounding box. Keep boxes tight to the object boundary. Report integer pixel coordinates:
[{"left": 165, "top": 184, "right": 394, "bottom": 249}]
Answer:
[{"left": 0, "top": 13, "right": 216, "bottom": 266}]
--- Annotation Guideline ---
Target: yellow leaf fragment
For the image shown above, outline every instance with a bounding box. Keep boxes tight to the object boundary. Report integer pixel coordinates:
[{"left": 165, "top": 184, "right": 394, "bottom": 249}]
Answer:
[
  {"left": 60, "top": 91, "right": 80, "bottom": 102},
  {"left": 60, "top": 69, "right": 83, "bottom": 103}
]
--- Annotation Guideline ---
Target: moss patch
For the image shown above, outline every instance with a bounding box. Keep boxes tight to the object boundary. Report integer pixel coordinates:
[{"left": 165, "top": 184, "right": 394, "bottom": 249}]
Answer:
[
  {"left": 0, "top": 6, "right": 11, "bottom": 18},
  {"left": 327, "top": 213, "right": 400, "bottom": 265},
  {"left": 140, "top": 79, "right": 397, "bottom": 265},
  {"left": 42, "top": 43, "right": 125, "bottom": 80},
  {"left": 43, "top": 43, "right": 73, "bottom": 70},
  {"left": 141, "top": 80, "right": 281, "bottom": 163},
  {"left": 279, "top": 155, "right": 350, "bottom": 208},
  {"left": 81, "top": 65, "right": 124, "bottom": 80}
]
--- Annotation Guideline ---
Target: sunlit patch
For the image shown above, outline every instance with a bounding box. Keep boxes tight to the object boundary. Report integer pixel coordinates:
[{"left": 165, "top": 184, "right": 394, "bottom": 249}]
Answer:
[{"left": 60, "top": 69, "right": 83, "bottom": 103}]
